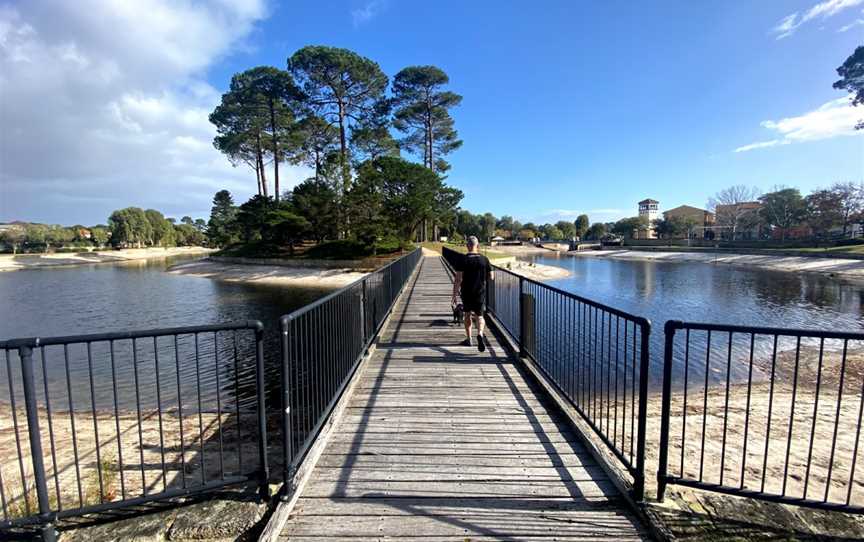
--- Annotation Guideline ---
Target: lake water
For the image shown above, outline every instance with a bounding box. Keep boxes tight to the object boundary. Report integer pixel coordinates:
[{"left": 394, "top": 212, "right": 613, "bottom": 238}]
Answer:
[{"left": 0, "top": 256, "right": 327, "bottom": 339}]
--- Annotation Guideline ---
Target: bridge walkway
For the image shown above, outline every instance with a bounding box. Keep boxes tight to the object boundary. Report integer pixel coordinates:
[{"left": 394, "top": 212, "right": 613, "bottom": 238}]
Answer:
[{"left": 279, "top": 254, "right": 647, "bottom": 540}]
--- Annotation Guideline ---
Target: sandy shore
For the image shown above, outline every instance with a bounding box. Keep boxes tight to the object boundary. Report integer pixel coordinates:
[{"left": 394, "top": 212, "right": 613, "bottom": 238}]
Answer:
[
  {"left": 0, "top": 247, "right": 215, "bottom": 272},
  {"left": 493, "top": 259, "right": 571, "bottom": 280},
  {"left": 0, "top": 406, "right": 264, "bottom": 517},
  {"left": 168, "top": 259, "right": 366, "bottom": 288}
]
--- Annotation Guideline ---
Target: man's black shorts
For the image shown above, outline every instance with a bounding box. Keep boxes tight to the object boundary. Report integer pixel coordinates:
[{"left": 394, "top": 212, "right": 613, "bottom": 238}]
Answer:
[{"left": 461, "top": 291, "right": 486, "bottom": 314}]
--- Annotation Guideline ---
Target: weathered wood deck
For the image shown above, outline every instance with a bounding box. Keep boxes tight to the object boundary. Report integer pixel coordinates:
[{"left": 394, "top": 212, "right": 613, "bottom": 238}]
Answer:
[{"left": 280, "top": 254, "right": 647, "bottom": 540}]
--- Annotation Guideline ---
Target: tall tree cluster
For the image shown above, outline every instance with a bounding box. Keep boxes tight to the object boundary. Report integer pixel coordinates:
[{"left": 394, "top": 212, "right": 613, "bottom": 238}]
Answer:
[
  {"left": 210, "top": 45, "right": 462, "bottom": 225},
  {"left": 209, "top": 46, "right": 465, "bottom": 247}
]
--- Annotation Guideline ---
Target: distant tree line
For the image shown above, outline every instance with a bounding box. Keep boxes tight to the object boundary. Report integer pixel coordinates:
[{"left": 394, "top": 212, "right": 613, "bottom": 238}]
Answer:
[
  {"left": 0, "top": 211, "right": 207, "bottom": 254},
  {"left": 107, "top": 208, "right": 207, "bottom": 248},
  {"left": 453, "top": 181, "right": 864, "bottom": 247}
]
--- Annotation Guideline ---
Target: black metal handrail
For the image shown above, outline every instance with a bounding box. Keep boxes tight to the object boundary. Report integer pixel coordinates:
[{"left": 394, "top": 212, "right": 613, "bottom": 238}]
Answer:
[
  {"left": 441, "top": 246, "right": 651, "bottom": 501},
  {"left": 0, "top": 321, "right": 269, "bottom": 541},
  {"left": 279, "top": 248, "right": 422, "bottom": 493},
  {"left": 658, "top": 320, "right": 864, "bottom": 513}
]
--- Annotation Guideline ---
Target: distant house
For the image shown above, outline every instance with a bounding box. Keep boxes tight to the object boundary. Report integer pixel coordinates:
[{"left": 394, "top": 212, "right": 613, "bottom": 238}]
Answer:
[
  {"left": 714, "top": 201, "right": 763, "bottom": 240},
  {"left": 662, "top": 205, "right": 715, "bottom": 239}
]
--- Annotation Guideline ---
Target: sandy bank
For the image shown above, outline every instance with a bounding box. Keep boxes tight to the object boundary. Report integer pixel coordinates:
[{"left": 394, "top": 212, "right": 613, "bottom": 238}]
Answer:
[
  {"left": 0, "top": 247, "right": 215, "bottom": 272},
  {"left": 168, "top": 259, "right": 366, "bottom": 288},
  {"left": 431, "top": 246, "right": 571, "bottom": 281},
  {"left": 573, "top": 249, "right": 864, "bottom": 279},
  {"left": 493, "top": 259, "right": 571, "bottom": 281},
  {"left": 491, "top": 244, "right": 552, "bottom": 256}
]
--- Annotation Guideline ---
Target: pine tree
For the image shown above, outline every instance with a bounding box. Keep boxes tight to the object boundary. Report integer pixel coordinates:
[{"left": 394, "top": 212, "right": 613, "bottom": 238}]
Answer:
[{"left": 392, "top": 66, "right": 463, "bottom": 173}]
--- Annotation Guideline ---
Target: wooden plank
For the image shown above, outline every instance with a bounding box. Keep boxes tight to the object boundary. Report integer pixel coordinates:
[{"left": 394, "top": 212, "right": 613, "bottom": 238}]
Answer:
[
  {"left": 315, "top": 453, "right": 599, "bottom": 469},
  {"left": 300, "top": 478, "right": 619, "bottom": 498},
  {"left": 282, "top": 514, "right": 642, "bottom": 540},
  {"left": 290, "top": 496, "right": 627, "bottom": 515}
]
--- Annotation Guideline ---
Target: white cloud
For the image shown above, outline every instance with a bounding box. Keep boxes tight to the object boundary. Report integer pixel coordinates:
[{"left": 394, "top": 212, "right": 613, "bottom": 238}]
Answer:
[
  {"left": 772, "top": 0, "right": 864, "bottom": 39},
  {"left": 0, "top": 0, "right": 311, "bottom": 225},
  {"left": 352, "top": 0, "right": 387, "bottom": 27},
  {"left": 734, "top": 96, "right": 863, "bottom": 152},
  {"left": 734, "top": 140, "right": 788, "bottom": 153},
  {"left": 838, "top": 17, "right": 864, "bottom": 31}
]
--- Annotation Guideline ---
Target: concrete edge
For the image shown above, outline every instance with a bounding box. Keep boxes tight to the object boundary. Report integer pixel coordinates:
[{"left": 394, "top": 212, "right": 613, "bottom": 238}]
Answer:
[{"left": 257, "top": 258, "right": 424, "bottom": 542}]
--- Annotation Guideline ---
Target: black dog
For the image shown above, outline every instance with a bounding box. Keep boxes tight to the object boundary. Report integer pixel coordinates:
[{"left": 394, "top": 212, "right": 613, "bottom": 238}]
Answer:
[{"left": 452, "top": 303, "right": 464, "bottom": 325}]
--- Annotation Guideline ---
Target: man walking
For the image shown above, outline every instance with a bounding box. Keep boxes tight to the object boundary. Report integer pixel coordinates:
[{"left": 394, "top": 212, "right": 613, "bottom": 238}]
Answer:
[{"left": 451, "top": 236, "right": 493, "bottom": 351}]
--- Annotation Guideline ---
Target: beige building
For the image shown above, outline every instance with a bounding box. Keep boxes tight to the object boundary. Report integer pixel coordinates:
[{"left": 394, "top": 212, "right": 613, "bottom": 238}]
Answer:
[
  {"left": 637, "top": 199, "right": 659, "bottom": 239},
  {"left": 663, "top": 205, "right": 715, "bottom": 239}
]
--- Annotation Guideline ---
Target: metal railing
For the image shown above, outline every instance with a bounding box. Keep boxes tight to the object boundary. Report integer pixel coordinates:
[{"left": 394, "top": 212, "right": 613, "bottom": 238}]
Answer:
[
  {"left": 658, "top": 320, "right": 864, "bottom": 513},
  {"left": 279, "top": 248, "right": 422, "bottom": 492},
  {"left": 0, "top": 321, "right": 269, "bottom": 540},
  {"left": 441, "top": 246, "right": 651, "bottom": 500}
]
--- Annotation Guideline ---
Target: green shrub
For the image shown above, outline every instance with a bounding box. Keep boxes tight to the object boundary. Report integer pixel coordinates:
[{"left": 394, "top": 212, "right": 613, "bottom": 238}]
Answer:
[
  {"left": 216, "top": 241, "right": 283, "bottom": 258},
  {"left": 304, "top": 240, "right": 371, "bottom": 260}
]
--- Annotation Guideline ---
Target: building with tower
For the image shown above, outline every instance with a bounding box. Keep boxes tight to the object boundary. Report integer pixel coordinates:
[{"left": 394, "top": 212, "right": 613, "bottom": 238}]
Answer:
[{"left": 637, "top": 198, "right": 659, "bottom": 239}]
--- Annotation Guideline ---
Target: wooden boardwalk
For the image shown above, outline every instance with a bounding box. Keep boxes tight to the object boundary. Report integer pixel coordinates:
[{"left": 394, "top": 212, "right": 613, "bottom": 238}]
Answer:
[{"left": 280, "top": 254, "right": 647, "bottom": 541}]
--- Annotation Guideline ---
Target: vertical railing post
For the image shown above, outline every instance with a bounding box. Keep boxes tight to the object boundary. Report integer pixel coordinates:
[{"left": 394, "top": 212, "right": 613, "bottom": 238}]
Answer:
[
  {"left": 519, "top": 291, "right": 534, "bottom": 358},
  {"left": 19, "top": 343, "right": 57, "bottom": 542},
  {"left": 634, "top": 319, "right": 652, "bottom": 502},
  {"left": 657, "top": 320, "right": 678, "bottom": 502},
  {"left": 280, "top": 316, "right": 295, "bottom": 501},
  {"left": 517, "top": 276, "right": 525, "bottom": 353},
  {"left": 360, "top": 279, "right": 367, "bottom": 345},
  {"left": 253, "top": 323, "right": 270, "bottom": 501},
  {"left": 388, "top": 264, "right": 394, "bottom": 305}
]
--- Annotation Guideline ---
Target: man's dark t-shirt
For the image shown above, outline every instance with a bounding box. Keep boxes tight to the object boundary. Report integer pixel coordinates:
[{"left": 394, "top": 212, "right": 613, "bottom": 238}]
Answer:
[{"left": 457, "top": 253, "right": 491, "bottom": 312}]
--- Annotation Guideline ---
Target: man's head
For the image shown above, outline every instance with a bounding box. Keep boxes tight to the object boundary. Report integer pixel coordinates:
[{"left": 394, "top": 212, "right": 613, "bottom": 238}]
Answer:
[{"left": 466, "top": 236, "right": 479, "bottom": 253}]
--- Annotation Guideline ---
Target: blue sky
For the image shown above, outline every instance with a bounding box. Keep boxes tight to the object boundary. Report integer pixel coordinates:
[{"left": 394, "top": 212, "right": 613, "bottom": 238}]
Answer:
[{"left": 1, "top": 0, "right": 863, "bottom": 226}]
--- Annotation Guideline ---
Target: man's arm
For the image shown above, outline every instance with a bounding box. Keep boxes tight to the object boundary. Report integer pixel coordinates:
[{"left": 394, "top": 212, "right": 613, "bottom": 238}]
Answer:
[{"left": 452, "top": 271, "right": 462, "bottom": 305}]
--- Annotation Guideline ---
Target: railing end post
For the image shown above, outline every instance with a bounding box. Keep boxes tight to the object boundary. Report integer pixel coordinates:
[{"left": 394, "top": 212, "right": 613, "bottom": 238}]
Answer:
[
  {"left": 656, "top": 320, "right": 678, "bottom": 505},
  {"left": 18, "top": 345, "right": 56, "bottom": 539}
]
